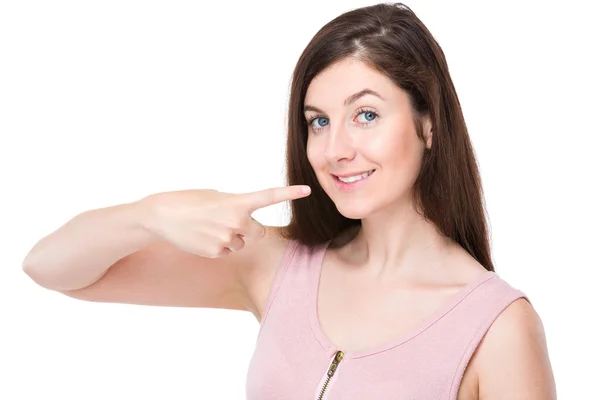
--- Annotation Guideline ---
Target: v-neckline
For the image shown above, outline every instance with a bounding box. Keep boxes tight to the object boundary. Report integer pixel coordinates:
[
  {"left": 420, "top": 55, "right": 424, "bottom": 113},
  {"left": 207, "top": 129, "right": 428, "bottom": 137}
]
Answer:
[{"left": 307, "top": 241, "right": 496, "bottom": 360}]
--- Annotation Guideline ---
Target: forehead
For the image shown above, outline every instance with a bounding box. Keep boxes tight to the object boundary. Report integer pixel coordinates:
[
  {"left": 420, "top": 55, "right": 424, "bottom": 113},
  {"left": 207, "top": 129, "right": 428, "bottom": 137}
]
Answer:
[{"left": 305, "top": 58, "right": 398, "bottom": 106}]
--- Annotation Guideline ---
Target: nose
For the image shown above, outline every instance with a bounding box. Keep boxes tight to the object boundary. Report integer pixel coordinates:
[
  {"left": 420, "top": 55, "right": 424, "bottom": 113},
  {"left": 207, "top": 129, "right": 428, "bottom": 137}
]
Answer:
[{"left": 324, "top": 122, "right": 356, "bottom": 164}]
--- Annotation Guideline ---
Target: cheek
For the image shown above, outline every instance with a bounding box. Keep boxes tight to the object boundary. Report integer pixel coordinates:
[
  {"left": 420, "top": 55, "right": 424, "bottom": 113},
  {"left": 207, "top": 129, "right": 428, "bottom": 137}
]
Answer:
[
  {"left": 369, "top": 127, "right": 423, "bottom": 176},
  {"left": 387, "top": 134, "right": 425, "bottom": 184},
  {"left": 306, "top": 136, "right": 333, "bottom": 189},
  {"left": 361, "top": 128, "right": 409, "bottom": 165},
  {"left": 306, "top": 135, "right": 323, "bottom": 168},
  {"left": 306, "top": 137, "right": 316, "bottom": 167}
]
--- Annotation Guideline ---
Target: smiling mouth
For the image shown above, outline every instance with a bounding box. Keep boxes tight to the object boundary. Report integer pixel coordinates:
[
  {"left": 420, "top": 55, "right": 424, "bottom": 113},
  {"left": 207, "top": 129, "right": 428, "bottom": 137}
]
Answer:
[{"left": 333, "top": 170, "right": 375, "bottom": 183}]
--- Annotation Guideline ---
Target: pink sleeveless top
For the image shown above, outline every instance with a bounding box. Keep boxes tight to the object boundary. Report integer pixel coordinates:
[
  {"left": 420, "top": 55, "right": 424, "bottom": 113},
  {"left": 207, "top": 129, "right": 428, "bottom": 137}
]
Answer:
[{"left": 246, "top": 239, "right": 529, "bottom": 399}]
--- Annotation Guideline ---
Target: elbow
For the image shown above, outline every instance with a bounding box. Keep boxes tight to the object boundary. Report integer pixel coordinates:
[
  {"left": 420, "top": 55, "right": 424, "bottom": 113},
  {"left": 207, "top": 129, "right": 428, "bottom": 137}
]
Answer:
[{"left": 22, "top": 256, "right": 105, "bottom": 293}]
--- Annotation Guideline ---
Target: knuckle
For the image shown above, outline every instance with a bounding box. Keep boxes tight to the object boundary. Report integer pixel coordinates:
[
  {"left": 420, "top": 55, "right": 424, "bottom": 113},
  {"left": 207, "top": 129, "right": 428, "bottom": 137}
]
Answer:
[
  {"left": 212, "top": 244, "right": 227, "bottom": 257},
  {"left": 220, "top": 230, "right": 236, "bottom": 244},
  {"left": 228, "top": 219, "right": 244, "bottom": 232}
]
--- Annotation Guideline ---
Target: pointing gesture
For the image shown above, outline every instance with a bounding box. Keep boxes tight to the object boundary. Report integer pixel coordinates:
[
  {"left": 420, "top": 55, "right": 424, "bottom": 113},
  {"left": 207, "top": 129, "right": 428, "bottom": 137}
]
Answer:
[
  {"left": 242, "top": 185, "right": 312, "bottom": 213},
  {"left": 140, "top": 186, "right": 312, "bottom": 258}
]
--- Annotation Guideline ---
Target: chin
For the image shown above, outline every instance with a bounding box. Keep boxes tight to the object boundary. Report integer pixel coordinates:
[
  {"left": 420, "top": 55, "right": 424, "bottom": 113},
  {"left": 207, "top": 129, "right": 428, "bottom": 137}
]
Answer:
[{"left": 333, "top": 201, "right": 375, "bottom": 220}]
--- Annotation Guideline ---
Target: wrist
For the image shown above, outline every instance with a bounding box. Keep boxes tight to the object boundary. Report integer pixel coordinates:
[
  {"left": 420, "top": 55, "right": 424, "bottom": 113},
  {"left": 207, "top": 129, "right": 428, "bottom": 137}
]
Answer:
[{"left": 125, "top": 196, "right": 163, "bottom": 243}]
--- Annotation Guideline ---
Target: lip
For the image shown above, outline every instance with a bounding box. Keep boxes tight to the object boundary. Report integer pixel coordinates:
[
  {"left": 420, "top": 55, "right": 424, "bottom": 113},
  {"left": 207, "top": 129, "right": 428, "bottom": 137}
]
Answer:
[
  {"left": 332, "top": 170, "right": 374, "bottom": 178},
  {"left": 331, "top": 169, "right": 375, "bottom": 192}
]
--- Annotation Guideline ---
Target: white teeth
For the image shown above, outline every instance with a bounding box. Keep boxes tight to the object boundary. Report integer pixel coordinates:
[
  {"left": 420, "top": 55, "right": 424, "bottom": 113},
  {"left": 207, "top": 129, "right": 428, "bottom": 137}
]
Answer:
[{"left": 338, "top": 170, "right": 372, "bottom": 183}]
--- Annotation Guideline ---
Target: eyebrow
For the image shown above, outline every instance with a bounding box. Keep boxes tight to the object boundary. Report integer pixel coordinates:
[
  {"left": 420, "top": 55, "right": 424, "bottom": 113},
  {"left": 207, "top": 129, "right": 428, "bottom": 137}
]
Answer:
[{"left": 303, "top": 88, "right": 384, "bottom": 114}]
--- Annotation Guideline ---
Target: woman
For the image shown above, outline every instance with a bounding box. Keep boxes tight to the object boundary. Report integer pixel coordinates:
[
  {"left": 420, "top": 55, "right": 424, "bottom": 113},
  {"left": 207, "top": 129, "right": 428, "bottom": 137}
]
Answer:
[{"left": 22, "top": 3, "right": 556, "bottom": 399}]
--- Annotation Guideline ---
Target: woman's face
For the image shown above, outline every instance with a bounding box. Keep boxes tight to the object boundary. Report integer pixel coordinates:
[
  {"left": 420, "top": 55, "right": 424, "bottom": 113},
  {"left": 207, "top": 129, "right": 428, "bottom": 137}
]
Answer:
[{"left": 305, "top": 57, "right": 431, "bottom": 219}]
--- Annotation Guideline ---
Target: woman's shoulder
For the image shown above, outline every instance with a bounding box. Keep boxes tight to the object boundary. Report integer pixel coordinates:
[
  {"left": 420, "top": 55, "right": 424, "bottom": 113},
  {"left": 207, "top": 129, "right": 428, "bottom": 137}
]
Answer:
[
  {"left": 243, "top": 227, "right": 333, "bottom": 321},
  {"left": 448, "top": 249, "right": 556, "bottom": 395},
  {"left": 457, "top": 256, "right": 556, "bottom": 396},
  {"left": 240, "top": 225, "right": 297, "bottom": 322},
  {"left": 469, "top": 291, "right": 555, "bottom": 397}
]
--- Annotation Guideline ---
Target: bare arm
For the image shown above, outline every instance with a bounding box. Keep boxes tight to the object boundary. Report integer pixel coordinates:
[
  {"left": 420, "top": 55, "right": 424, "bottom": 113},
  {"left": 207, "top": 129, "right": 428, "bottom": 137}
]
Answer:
[
  {"left": 22, "top": 201, "right": 157, "bottom": 292},
  {"left": 21, "top": 187, "right": 308, "bottom": 315}
]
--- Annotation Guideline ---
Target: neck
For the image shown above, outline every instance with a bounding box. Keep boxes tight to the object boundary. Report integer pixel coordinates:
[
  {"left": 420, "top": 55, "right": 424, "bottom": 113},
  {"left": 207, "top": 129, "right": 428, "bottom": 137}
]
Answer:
[{"left": 344, "top": 200, "right": 455, "bottom": 281}]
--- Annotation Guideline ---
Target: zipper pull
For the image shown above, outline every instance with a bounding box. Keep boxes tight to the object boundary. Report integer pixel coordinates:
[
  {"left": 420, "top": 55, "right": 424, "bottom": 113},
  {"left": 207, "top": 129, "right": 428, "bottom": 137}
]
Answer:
[
  {"left": 327, "top": 350, "right": 344, "bottom": 377},
  {"left": 317, "top": 350, "right": 345, "bottom": 400}
]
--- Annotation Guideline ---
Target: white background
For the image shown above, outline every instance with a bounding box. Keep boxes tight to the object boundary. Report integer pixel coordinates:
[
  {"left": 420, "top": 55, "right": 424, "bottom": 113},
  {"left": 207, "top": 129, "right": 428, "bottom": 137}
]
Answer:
[{"left": 1, "top": 1, "right": 599, "bottom": 398}]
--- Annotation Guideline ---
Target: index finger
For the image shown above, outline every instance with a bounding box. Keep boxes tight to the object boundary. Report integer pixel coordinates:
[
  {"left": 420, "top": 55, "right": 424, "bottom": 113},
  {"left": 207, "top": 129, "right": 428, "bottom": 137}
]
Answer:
[{"left": 242, "top": 185, "right": 311, "bottom": 211}]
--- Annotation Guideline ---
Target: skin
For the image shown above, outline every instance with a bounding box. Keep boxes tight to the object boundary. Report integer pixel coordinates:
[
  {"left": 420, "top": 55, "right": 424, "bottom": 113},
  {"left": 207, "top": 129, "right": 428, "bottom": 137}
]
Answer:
[
  {"left": 302, "top": 57, "right": 556, "bottom": 399},
  {"left": 28, "top": 54, "right": 556, "bottom": 399},
  {"left": 305, "top": 57, "right": 441, "bottom": 281}
]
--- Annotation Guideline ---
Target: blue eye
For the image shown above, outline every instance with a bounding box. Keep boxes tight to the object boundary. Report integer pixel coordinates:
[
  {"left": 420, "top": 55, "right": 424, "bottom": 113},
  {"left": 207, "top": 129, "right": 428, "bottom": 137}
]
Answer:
[
  {"left": 310, "top": 117, "right": 329, "bottom": 129},
  {"left": 357, "top": 111, "right": 377, "bottom": 123}
]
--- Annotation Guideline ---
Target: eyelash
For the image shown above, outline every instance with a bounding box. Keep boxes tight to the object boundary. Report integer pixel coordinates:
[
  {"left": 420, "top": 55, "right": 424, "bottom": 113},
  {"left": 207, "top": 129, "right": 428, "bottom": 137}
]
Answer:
[{"left": 307, "top": 108, "right": 379, "bottom": 132}]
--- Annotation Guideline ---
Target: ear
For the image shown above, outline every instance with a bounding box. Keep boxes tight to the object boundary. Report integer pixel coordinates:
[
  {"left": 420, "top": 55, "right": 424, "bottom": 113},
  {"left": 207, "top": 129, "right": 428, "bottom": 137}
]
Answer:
[{"left": 423, "top": 116, "right": 433, "bottom": 149}]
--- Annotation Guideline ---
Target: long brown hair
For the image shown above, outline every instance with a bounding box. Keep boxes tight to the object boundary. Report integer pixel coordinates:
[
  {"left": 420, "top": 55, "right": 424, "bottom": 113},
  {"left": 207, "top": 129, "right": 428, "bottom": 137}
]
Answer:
[{"left": 281, "top": 2, "right": 494, "bottom": 271}]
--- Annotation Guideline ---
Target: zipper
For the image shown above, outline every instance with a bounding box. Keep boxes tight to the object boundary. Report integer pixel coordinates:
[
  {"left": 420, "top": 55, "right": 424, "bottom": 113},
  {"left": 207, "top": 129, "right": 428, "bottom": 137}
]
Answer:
[{"left": 317, "top": 350, "right": 344, "bottom": 400}]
